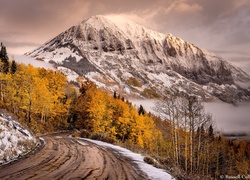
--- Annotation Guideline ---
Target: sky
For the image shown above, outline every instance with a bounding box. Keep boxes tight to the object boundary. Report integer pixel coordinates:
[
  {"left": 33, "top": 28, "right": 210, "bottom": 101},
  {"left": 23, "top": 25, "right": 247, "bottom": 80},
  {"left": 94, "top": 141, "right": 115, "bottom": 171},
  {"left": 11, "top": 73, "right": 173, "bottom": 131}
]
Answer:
[{"left": 0, "top": 0, "right": 250, "bottom": 73}]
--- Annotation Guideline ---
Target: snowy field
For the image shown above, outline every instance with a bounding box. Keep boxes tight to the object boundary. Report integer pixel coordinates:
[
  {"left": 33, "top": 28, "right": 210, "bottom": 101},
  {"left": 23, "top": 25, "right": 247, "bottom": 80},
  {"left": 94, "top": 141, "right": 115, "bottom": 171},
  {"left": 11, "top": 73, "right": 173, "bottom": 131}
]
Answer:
[
  {"left": 78, "top": 138, "right": 174, "bottom": 180},
  {"left": 15, "top": 55, "right": 55, "bottom": 69}
]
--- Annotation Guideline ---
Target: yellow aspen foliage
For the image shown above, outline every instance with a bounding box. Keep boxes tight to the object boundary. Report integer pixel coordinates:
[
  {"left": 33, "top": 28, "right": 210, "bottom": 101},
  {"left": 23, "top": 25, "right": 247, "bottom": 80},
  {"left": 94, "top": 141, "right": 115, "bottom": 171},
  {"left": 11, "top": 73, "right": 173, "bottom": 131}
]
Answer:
[
  {"left": 142, "top": 116, "right": 156, "bottom": 151},
  {"left": 73, "top": 81, "right": 164, "bottom": 153},
  {"left": 0, "top": 63, "right": 72, "bottom": 133},
  {"left": 0, "top": 73, "right": 11, "bottom": 106},
  {"left": 126, "top": 107, "right": 140, "bottom": 144},
  {"left": 236, "top": 141, "right": 249, "bottom": 175},
  {"left": 113, "top": 99, "right": 131, "bottom": 142},
  {"left": 136, "top": 132, "right": 144, "bottom": 148},
  {"left": 32, "top": 78, "right": 53, "bottom": 124}
]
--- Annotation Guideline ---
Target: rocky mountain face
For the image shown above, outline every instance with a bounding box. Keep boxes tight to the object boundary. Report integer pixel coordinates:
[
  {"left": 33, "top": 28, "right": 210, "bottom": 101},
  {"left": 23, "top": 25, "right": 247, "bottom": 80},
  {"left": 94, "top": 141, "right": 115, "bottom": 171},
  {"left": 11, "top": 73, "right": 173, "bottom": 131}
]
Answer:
[{"left": 26, "top": 15, "right": 250, "bottom": 103}]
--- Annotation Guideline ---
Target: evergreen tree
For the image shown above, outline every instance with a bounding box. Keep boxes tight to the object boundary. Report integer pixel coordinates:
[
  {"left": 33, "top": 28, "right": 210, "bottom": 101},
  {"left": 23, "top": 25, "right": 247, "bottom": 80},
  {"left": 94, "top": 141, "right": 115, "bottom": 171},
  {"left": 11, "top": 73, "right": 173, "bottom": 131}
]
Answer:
[
  {"left": 113, "top": 91, "right": 117, "bottom": 99},
  {"left": 208, "top": 124, "right": 214, "bottom": 141},
  {"left": 138, "top": 104, "right": 145, "bottom": 115},
  {"left": 0, "top": 43, "right": 9, "bottom": 74},
  {"left": 11, "top": 60, "right": 17, "bottom": 74}
]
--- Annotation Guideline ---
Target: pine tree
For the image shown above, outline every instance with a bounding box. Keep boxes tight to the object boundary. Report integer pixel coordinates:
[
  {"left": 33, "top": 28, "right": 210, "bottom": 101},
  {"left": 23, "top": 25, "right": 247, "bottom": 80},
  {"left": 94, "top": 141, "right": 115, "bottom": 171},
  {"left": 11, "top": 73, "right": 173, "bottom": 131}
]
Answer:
[
  {"left": 113, "top": 91, "right": 117, "bottom": 99},
  {"left": 208, "top": 125, "right": 214, "bottom": 141},
  {"left": 138, "top": 105, "right": 145, "bottom": 115},
  {"left": 0, "top": 43, "right": 9, "bottom": 74},
  {"left": 11, "top": 60, "right": 17, "bottom": 74}
]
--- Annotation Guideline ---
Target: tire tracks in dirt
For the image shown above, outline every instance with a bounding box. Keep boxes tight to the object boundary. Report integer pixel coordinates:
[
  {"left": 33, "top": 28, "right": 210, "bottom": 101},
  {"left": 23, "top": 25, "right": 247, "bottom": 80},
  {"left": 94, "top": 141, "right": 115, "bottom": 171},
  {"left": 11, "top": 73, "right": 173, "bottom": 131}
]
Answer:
[{"left": 0, "top": 132, "right": 148, "bottom": 180}]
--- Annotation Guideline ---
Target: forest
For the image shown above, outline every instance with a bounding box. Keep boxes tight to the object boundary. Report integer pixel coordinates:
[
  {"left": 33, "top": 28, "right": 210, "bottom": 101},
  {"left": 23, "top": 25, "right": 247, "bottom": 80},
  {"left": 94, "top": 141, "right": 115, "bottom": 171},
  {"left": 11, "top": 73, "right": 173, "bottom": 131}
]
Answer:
[{"left": 1, "top": 43, "right": 249, "bottom": 179}]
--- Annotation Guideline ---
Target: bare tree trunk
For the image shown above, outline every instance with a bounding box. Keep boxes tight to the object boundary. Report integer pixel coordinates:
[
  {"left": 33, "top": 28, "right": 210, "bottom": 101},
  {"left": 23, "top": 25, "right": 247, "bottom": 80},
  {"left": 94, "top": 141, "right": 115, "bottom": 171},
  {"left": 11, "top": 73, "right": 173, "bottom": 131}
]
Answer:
[
  {"left": 184, "top": 114, "right": 188, "bottom": 172},
  {"left": 171, "top": 118, "right": 176, "bottom": 164},
  {"left": 0, "top": 82, "right": 4, "bottom": 102},
  {"left": 206, "top": 141, "right": 209, "bottom": 176},
  {"left": 174, "top": 124, "right": 178, "bottom": 164},
  {"left": 196, "top": 129, "right": 200, "bottom": 173},
  {"left": 190, "top": 126, "right": 193, "bottom": 174}
]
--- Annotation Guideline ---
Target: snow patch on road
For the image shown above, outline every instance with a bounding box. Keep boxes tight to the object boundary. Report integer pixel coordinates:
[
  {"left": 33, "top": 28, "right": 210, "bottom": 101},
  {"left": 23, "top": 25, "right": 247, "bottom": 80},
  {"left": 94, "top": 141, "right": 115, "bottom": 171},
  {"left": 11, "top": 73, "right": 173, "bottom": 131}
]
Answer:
[
  {"left": 55, "top": 136, "right": 62, "bottom": 139},
  {"left": 80, "top": 138, "right": 174, "bottom": 180},
  {"left": 77, "top": 140, "right": 89, "bottom": 146}
]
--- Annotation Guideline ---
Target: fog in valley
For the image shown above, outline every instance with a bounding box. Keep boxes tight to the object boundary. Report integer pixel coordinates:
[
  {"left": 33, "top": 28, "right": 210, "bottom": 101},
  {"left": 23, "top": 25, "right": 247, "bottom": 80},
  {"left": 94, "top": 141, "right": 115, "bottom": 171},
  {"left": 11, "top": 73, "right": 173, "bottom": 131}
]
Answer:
[
  {"left": 204, "top": 102, "right": 250, "bottom": 134},
  {"left": 132, "top": 99, "right": 250, "bottom": 135}
]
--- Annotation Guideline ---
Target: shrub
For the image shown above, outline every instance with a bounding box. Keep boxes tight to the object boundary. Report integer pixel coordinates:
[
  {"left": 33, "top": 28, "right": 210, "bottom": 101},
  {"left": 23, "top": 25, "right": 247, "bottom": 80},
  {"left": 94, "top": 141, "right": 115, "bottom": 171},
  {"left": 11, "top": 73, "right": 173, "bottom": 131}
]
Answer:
[
  {"left": 80, "top": 129, "right": 91, "bottom": 138},
  {"left": 101, "top": 136, "right": 116, "bottom": 144},
  {"left": 91, "top": 133, "right": 116, "bottom": 144},
  {"left": 126, "top": 77, "right": 143, "bottom": 87},
  {"left": 91, "top": 133, "right": 103, "bottom": 140},
  {"left": 143, "top": 156, "right": 164, "bottom": 169},
  {"left": 141, "top": 88, "right": 160, "bottom": 98}
]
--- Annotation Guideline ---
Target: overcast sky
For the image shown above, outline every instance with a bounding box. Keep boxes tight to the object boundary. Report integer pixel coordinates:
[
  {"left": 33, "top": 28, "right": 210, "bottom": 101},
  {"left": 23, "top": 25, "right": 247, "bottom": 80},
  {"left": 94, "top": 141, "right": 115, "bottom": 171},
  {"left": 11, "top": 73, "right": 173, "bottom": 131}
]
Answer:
[{"left": 0, "top": 0, "right": 250, "bottom": 73}]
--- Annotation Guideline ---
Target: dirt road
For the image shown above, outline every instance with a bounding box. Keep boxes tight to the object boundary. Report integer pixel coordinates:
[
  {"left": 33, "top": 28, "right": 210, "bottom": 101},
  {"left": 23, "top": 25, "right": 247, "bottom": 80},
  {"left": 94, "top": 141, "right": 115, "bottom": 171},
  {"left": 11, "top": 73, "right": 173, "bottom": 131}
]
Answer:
[{"left": 0, "top": 133, "right": 148, "bottom": 180}]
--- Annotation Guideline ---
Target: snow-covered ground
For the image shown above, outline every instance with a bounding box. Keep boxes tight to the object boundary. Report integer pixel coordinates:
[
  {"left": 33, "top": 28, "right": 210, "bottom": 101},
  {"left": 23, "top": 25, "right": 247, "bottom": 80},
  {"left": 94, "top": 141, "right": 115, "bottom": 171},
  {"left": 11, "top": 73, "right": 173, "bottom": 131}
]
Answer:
[
  {"left": 15, "top": 55, "right": 81, "bottom": 82},
  {"left": 0, "top": 110, "right": 37, "bottom": 164},
  {"left": 57, "top": 66, "right": 79, "bottom": 82},
  {"left": 78, "top": 138, "right": 174, "bottom": 180},
  {"left": 15, "top": 55, "right": 55, "bottom": 69},
  {"left": 131, "top": 99, "right": 158, "bottom": 114}
]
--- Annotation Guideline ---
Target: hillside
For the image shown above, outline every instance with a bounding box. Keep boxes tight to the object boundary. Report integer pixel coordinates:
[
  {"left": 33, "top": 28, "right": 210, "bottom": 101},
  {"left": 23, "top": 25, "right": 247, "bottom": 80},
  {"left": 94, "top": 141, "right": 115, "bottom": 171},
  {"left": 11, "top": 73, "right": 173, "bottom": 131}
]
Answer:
[
  {"left": 1, "top": 47, "right": 249, "bottom": 179},
  {"left": 0, "top": 109, "right": 37, "bottom": 164},
  {"left": 26, "top": 15, "right": 250, "bottom": 103}
]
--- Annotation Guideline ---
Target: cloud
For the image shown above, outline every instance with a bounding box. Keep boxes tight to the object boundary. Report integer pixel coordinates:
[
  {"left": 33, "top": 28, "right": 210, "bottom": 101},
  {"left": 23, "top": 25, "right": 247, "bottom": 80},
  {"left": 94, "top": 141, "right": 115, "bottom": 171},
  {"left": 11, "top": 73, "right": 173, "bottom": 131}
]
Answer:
[
  {"left": 212, "top": 50, "right": 250, "bottom": 75},
  {"left": 174, "top": 2, "right": 203, "bottom": 13},
  {"left": 205, "top": 102, "right": 250, "bottom": 134}
]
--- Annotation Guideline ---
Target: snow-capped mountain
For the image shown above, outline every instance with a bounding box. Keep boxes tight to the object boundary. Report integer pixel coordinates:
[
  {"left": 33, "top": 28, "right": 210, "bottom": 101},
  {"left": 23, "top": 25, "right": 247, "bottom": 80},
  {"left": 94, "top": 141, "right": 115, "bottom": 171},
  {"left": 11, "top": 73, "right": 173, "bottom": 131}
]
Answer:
[{"left": 26, "top": 15, "right": 250, "bottom": 103}]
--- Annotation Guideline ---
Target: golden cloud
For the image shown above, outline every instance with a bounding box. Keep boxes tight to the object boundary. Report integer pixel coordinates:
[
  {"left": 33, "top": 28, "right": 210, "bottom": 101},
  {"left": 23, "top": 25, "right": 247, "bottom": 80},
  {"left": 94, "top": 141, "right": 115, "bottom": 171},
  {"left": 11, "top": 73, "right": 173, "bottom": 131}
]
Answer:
[{"left": 174, "top": 3, "right": 203, "bottom": 13}]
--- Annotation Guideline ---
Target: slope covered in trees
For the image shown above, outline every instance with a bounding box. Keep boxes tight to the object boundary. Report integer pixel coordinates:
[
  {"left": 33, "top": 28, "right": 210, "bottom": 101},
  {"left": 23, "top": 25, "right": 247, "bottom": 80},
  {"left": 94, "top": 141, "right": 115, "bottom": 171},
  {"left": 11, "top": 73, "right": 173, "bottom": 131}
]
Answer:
[
  {"left": 72, "top": 81, "right": 163, "bottom": 152},
  {"left": 0, "top": 46, "right": 76, "bottom": 133},
  {"left": 72, "top": 81, "right": 250, "bottom": 179},
  {"left": 153, "top": 94, "right": 250, "bottom": 179},
  {"left": 1, "top": 43, "right": 249, "bottom": 179}
]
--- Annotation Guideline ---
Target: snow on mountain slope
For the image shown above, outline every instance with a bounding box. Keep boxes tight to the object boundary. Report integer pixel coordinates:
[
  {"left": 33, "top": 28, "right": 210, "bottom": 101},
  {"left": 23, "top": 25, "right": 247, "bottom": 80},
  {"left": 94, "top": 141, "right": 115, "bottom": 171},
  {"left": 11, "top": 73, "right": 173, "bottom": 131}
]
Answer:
[
  {"left": 26, "top": 15, "right": 250, "bottom": 103},
  {"left": 15, "top": 55, "right": 55, "bottom": 69},
  {"left": 0, "top": 109, "right": 37, "bottom": 164}
]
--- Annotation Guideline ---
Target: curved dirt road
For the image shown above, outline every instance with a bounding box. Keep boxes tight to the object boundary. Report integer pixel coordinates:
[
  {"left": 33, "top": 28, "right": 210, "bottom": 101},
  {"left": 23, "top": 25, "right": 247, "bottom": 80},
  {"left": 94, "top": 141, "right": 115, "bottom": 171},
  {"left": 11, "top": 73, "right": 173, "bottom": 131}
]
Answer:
[{"left": 0, "top": 133, "right": 148, "bottom": 180}]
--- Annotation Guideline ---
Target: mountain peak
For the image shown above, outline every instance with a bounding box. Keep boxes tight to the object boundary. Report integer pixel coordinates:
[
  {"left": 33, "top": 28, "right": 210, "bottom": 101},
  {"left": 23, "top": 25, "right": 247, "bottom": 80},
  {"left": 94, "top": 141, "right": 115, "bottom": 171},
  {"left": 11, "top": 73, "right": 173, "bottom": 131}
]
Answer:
[
  {"left": 80, "top": 15, "right": 112, "bottom": 30},
  {"left": 79, "top": 14, "right": 166, "bottom": 42},
  {"left": 85, "top": 15, "right": 129, "bottom": 24},
  {"left": 26, "top": 15, "right": 250, "bottom": 103}
]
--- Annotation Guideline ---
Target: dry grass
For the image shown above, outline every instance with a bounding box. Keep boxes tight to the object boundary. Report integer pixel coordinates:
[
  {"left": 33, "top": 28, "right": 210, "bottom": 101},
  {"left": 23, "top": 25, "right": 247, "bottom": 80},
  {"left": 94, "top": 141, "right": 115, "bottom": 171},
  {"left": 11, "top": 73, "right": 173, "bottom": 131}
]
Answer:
[
  {"left": 143, "top": 156, "right": 165, "bottom": 169},
  {"left": 141, "top": 88, "right": 161, "bottom": 98},
  {"left": 126, "top": 77, "right": 143, "bottom": 87}
]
